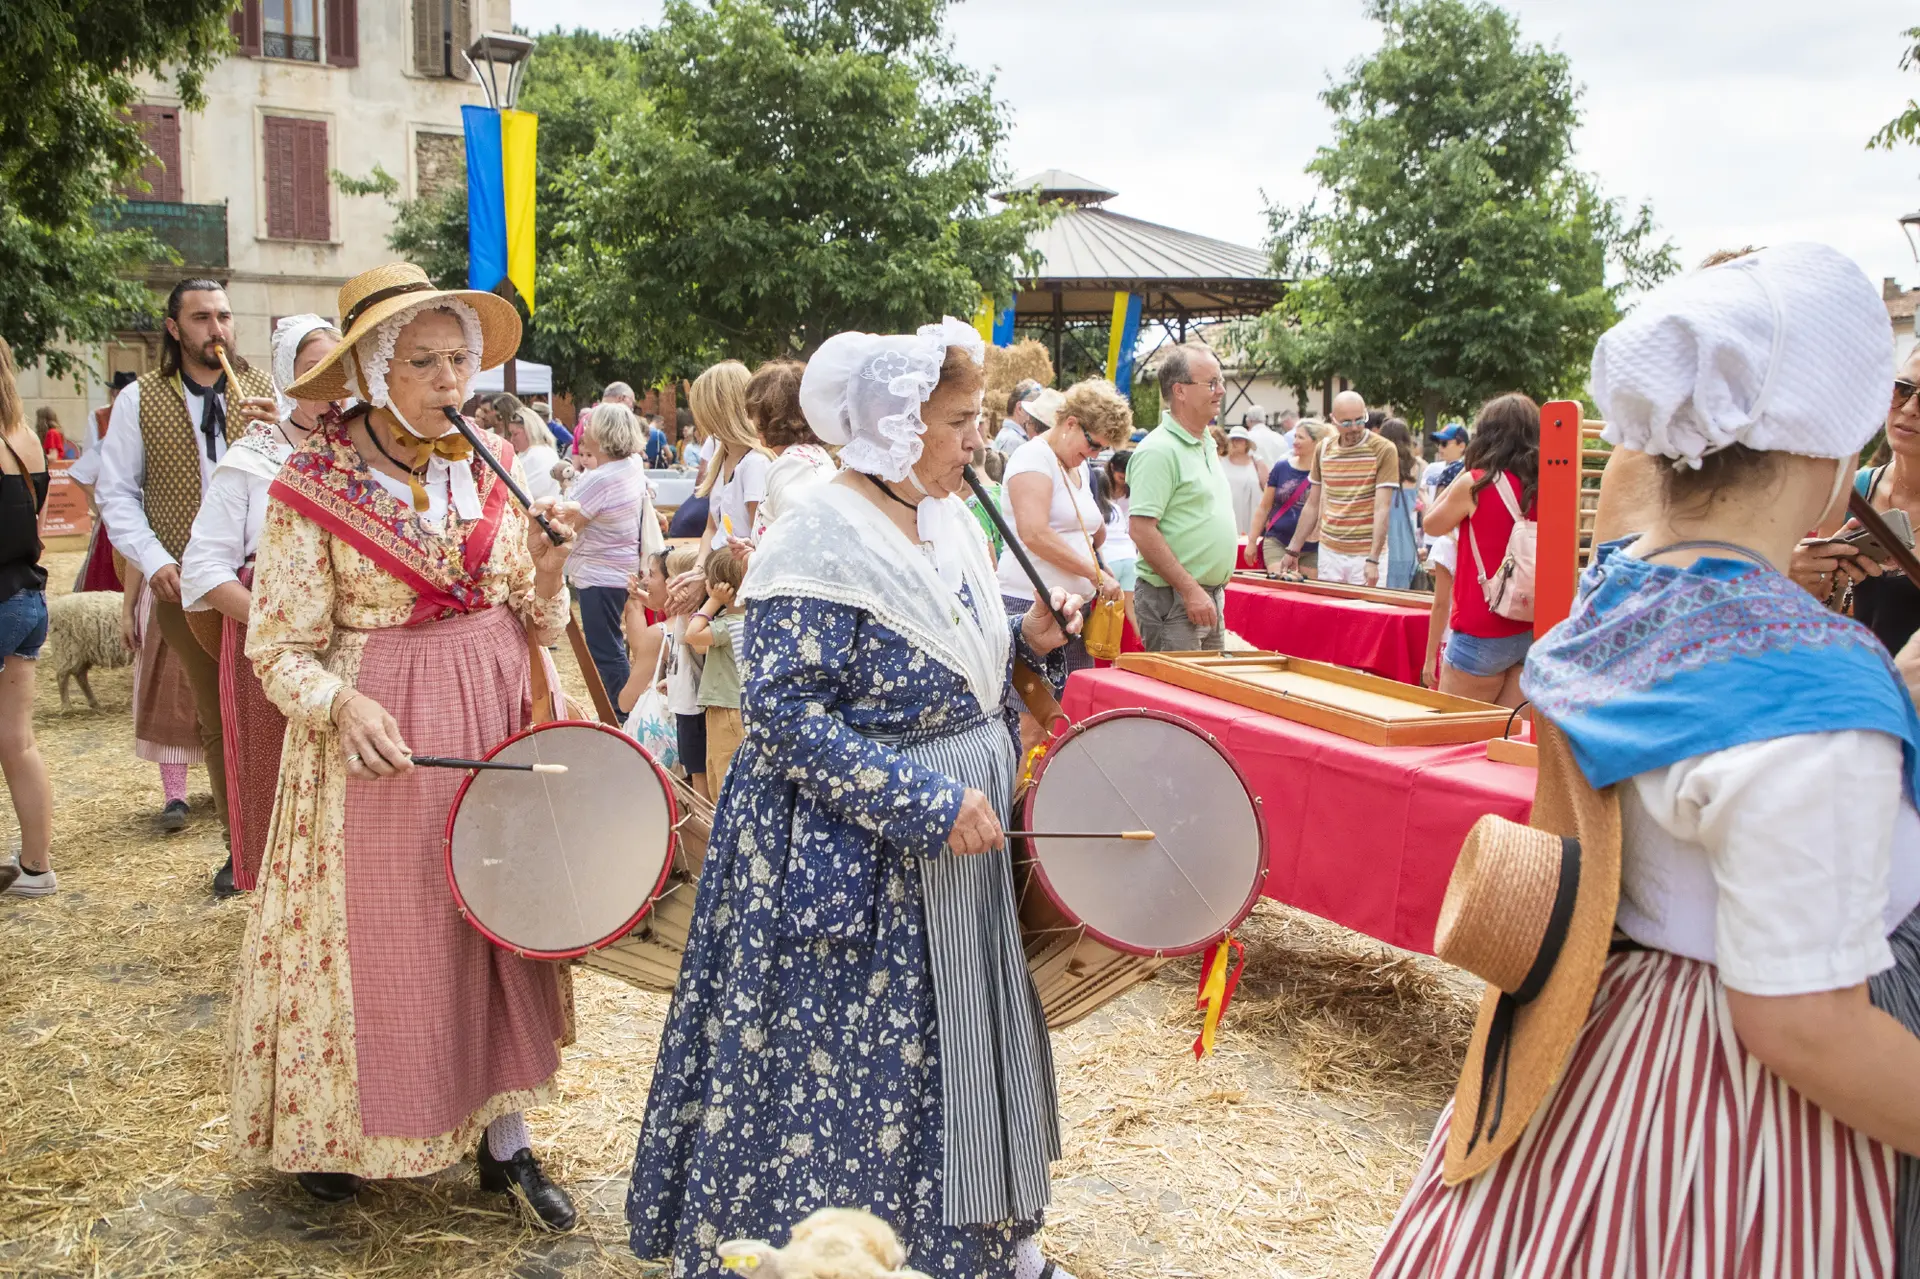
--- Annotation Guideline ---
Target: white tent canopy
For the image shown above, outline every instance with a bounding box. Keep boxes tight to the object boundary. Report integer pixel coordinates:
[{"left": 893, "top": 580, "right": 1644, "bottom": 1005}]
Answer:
[{"left": 470, "top": 359, "right": 552, "bottom": 396}]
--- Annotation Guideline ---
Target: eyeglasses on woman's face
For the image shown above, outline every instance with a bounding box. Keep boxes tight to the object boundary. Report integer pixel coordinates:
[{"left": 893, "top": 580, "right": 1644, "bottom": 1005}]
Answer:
[
  {"left": 396, "top": 348, "right": 480, "bottom": 380},
  {"left": 1894, "top": 379, "right": 1920, "bottom": 413}
]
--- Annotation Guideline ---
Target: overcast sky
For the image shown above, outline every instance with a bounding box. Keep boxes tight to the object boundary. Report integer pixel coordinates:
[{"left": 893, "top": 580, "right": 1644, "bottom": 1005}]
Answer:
[{"left": 511, "top": 0, "right": 1920, "bottom": 292}]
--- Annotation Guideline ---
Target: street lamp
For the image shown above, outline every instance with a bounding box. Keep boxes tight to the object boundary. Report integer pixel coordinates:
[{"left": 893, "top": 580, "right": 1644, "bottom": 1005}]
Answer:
[
  {"left": 464, "top": 32, "right": 536, "bottom": 112},
  {"left": 1901, "top": 209, "right": 1920, "bottom": 262}
]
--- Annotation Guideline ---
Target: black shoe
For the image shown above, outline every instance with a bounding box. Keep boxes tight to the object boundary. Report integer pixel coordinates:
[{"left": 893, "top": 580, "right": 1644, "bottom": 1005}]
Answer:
[
  {"left": 211, "top": 856, "right": 239, "bottom": 898},
  {"left": 476, "top": 1135, "right": 576, "bottom": 1231},
  {"left": 295, "top": 1171, "right": 364, "bottom": 1203},
  {"left": 157, "top": 800, "right": 190, "bottom": 833}
]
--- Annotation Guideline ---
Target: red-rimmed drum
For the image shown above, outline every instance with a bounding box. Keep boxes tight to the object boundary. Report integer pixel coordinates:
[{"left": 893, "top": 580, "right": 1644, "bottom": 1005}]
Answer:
[
  {"left": 573, "top": 774, "right": 714, "bottom": 991},
  {"left": 445, "top": 720, "right": 678, "bottom": 960},
  {"left": 1017, "top": 709, "right": 1266, "bottom": 1028}
]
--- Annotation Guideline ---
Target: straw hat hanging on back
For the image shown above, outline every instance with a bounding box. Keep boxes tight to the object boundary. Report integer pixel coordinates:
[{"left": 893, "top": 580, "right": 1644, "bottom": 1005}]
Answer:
[
  {"left": 285, "top": 262, "right": 521, "bottom": 404},
  {"left": 1435, "top": 718, "right": 1621, "bottom": 1184}
]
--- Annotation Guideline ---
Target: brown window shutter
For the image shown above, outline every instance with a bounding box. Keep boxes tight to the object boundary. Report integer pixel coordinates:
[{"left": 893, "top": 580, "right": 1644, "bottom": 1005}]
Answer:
[
  {"left": 326, "top": 0, "right": 358, "bottom": 67},
  {"left": 451, "top": 0, "right": 472, "bottom": 76},
  {"left": 413, "top": 0, "right": 439, "bottom": 76},
  {"left": 263, "top": 116, "right": 298, "bottom": 239},
  {"left": 294, "top": 119, "right": 331, "bottom": 241},
  {"left": 119, "top": 105, "right": 183, "bottom": 202},
  {"left": 236, "top": 0, "right": 262, "bottom": 57}
]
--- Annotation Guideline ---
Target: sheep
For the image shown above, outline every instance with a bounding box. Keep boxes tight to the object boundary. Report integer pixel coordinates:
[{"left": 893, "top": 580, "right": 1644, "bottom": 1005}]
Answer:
[
  {"left": 44, "top": 590, "right": 131, "bottom": 709},
  {"left": 718, "top": 1208, "right": 931, "bottom": 1279}
]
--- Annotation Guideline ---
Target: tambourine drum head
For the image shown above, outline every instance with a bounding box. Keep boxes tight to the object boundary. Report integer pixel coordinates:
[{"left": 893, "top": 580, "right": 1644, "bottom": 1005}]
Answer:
[
  {"left": 1025, "top": 712, "right": 1263, "bottom": 955},
  {"left": 447, "top": 722, "right": 674, "bottom": 958}
]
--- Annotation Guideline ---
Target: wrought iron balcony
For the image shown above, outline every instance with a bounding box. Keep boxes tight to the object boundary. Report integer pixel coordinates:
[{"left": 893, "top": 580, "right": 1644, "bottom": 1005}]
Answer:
[
  {"left": 99, "top": 200, "right": 229, "bottom": 270},
  {"left": 263, "top": 32, "right": 321, "bottom": 62}
]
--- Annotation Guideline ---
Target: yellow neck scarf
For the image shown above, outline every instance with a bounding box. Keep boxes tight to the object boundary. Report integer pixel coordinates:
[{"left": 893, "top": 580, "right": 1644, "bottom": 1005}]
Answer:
[{"left": 376, "top": 415, "right": 473, "bottom": 512}]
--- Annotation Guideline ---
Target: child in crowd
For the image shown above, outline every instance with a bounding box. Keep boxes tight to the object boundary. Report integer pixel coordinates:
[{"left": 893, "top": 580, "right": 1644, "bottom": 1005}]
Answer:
[
  {"left": 618, "top": 550, "right": 672, "bottom": 718},
  {"left": 686, "top": 545, "right": 745, "bottom": 793},
  {"left": 646, "top": 546, "right": 708, "bottom": 797}
]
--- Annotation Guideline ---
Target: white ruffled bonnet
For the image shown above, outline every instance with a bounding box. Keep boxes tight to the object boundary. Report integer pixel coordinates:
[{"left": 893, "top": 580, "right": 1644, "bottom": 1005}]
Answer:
[
  {"left": 271, "top": 313, "right": 337, "bottom": 418},
  {"left": 1589, "top": 242, "right": 1892, "bottom": 466},
  {"left": 798, "top": 317, "right": 985, "bottom": 483}
]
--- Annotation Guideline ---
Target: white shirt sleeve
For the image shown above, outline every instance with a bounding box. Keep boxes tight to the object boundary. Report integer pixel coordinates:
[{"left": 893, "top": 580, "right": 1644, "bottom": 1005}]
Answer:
[
  {"left": 178, "top": 466, "right": 254, "bottom": 612},
  {"left": 1637, "top": 730, "right": 1902, "bottom": 996},
  {"left": 95, "top": 382, "right": 178, "bottom": 580},
  {"left": 736, "top": 450, "right": 771, "bottom": 504}
]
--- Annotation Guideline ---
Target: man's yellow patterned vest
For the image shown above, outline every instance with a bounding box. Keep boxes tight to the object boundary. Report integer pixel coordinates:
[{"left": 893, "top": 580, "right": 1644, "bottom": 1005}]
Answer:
[{"left": 136, "top": 364, "right": 275, "bottom": 560}]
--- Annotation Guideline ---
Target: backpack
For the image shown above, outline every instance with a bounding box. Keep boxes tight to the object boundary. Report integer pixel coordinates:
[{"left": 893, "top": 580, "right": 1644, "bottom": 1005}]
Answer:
[{"left": 1466, "top": 473, "right": 1536, "bottom": 622}]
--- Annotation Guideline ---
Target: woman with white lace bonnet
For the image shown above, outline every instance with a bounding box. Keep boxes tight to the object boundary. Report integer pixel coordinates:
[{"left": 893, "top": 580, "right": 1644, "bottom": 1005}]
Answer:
[
  {"left": 1373, "top": 243, "right": 1920, "bottom": 1277},
  {"left": 178, "top": 314, "right": 340, "bottom": 895},
  {"left": 224, "top": 264, "right": 584, "bottom": 1228},
  {"left": 627, "top": 319, "right": 1086, "bottom": 1278}
]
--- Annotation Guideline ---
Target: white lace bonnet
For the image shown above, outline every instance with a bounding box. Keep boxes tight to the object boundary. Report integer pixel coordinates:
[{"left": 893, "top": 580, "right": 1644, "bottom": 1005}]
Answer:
[
  {"left": 1589, "top": 242, "right": 1892, "bottom": 466},
  {"left": 270, "top": 313, "right": 338, "bottom": 418},
  {"left": 798, "top": 317, "right": 985, "bottom": 483}
]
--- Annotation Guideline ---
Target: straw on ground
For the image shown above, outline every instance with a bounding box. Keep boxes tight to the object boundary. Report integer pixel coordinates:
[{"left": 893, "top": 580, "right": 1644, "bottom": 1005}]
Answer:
[{"left": 0, "top": 550, "right": 1474, "bottom": 1277}]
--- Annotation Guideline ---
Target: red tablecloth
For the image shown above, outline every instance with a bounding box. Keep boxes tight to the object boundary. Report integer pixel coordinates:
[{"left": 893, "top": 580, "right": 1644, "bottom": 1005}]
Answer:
[
  {"left": 1224, "top": 579, "right": 1431, "bottom": 684},
  {"left": 1062, "top": 667, "right": 1535, "bottom": 954}
]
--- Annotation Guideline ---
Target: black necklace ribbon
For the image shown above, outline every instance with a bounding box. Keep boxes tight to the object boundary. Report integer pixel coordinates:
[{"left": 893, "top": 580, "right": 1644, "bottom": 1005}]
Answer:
[
  {"left": 178, "top": 367, "right": 228, "bottom": 463},
  {"left": 1465, "top": 834, "right": 1582, "bottom": 1155},
  {"left": 873, "top": 477, "right": 922, "bottom": 516}
]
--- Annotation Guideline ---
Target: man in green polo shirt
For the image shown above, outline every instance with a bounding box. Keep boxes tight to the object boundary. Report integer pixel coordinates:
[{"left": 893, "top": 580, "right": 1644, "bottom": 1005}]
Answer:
[{"left": 1128, "top": 344, "right": 1237, "bottom": 651}]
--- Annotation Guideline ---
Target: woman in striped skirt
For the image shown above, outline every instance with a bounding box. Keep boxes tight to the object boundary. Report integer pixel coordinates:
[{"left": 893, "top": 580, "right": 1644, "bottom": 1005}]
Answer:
[
  {"left": 627, "top": 319, "right": 1084, "bottom": 1278},
  {"left": 1374, "top": 243, "right": 1920, "bottom": 1277}
]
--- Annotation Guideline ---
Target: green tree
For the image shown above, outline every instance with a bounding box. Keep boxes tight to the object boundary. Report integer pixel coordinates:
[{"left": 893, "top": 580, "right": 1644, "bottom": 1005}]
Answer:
[
  {"left": 1870, "top": 25, "right": 1920, "bottom": 151},
  {"left": 547, "top": 0, "right": 1043, "bottom": 379},
  {"left": 0, "top": 0, "right": 235, "bottom": 377},
  {"left": 1248, "top": 0, "right": 1676, "bottom": 433},
  {"left": 381, "top": 28, "right": 641, "bottom": 397}
]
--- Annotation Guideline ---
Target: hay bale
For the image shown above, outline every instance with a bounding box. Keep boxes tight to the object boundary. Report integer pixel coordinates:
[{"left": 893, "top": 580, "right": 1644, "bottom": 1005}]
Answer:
[{"left": 986, "top": 340, "right": 1054, "bottom": 411}]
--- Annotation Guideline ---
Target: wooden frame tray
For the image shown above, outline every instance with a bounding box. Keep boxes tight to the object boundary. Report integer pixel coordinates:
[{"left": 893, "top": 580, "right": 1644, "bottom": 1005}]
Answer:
[
  {"left": 1231, "top": 571, "right": 1433, "bottom": 608},
  {"left": 1115, "top": 651, "right": 1512, "bottom": 746}
]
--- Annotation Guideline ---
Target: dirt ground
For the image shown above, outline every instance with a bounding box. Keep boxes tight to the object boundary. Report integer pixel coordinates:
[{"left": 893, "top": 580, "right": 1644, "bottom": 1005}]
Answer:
[{"left": 1, "top": 550, "right": 1475, "bottom": 1277}]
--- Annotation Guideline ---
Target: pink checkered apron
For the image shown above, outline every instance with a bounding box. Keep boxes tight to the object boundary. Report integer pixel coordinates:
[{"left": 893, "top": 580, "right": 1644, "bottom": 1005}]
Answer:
[{"left": 341, "top": 603, "right": 568, "bottom": 1138}]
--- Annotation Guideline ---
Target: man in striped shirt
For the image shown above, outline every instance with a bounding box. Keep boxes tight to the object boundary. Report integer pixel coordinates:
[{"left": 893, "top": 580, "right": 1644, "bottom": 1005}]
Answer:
[{"left": 1276, "top": 390, "right": 1397, "bottom": 585}]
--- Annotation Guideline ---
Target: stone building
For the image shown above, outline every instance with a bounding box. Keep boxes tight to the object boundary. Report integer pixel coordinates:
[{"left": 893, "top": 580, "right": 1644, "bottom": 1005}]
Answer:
[{"left": 20, "top": 0, "right": 511, "bottom": 445}]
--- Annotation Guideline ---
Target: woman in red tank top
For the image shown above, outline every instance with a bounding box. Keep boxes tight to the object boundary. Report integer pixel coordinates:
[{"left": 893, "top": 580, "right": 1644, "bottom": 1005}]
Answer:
[{"left": 1423, "top": 393, "right": 1538, "bottom": 706}]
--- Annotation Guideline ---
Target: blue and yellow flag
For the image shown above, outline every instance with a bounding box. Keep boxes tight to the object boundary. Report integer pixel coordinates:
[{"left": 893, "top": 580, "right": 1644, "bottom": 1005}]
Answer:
[
  {"left": 463, "top": 105, "right": 538, "bottom": 311},
  {"left": 1105, "top": 292, "right": 1144, "bottom": 394}
]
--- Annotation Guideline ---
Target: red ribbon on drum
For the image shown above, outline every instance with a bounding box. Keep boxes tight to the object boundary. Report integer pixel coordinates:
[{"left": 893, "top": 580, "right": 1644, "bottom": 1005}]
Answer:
[{"left": 1193, "top": 932, "right": 1247, "bottom": 1060}]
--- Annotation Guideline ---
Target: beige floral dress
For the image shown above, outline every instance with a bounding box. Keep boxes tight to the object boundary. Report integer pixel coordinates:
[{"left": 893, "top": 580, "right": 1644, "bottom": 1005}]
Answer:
[{"left": 228, "top": 420, "right": 573, "bottom": 1178}]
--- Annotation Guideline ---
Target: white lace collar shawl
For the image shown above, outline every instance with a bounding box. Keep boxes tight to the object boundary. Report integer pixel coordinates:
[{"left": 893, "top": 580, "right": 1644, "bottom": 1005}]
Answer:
[
  {"left": 741, "top": 479, "right": 1008, "bottom": 717},
  {"left": 215, "top": 421, "right": 294, "bottom": 484}
]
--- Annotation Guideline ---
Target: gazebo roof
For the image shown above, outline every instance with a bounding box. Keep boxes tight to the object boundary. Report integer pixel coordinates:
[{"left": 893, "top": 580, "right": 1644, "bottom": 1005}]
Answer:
[
  {"left": 995, "top": 172, "right": 1284, "bottom": 326},
  {"left": 992, "top": 169, "right": 1120, "bottom": 206}
]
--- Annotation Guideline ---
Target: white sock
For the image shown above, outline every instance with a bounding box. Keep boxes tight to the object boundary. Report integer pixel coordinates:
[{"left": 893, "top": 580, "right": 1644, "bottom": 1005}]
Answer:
[
  {"left": 486, "top": 1111, "right": 531, "bottom": 1160},
  {"left": 1015, "top": 1238, "right": 1072, "bottom": 1279}
]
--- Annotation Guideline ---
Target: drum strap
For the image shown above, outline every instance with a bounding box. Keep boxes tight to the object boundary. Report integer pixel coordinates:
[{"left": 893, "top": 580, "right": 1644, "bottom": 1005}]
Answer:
[{"left": 1011, "top": 663, "right": 1065, "bottom": 732}]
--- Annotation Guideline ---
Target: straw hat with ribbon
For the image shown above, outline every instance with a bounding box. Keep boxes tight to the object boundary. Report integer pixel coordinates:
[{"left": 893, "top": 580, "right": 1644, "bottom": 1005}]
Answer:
[
  {"left": 285, "top": 262, "right": 520, "bottom": 405},
  {"left": 1435, "top": 719, "right": 1621, "bottom": 1184}
]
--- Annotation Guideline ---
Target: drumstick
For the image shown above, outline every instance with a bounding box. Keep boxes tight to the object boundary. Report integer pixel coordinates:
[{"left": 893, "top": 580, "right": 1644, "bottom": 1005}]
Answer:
[
  {"left": 1011, "top": 830, "right": 1156, "bottom": 841},
  {"left": 410, "top": 754, "right": 568, "bottom": 774},
  {"left": 440, "top": 404, "right": 567, "bottom": 546},
  {"left": 963, "top": 463, "right": 1074, "bottom": 636}
]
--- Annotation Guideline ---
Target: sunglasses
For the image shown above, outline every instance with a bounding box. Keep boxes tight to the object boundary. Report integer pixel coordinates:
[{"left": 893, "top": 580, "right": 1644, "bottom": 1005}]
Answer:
[{"left": 1896, "top": 379, "right": 1920, "bottom": 411}]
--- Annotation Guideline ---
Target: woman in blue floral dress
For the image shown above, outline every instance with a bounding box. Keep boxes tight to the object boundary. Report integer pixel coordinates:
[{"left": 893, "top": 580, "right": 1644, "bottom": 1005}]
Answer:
[{"left": 628, "top": 320, "right": 1086, "bottom": 1278}]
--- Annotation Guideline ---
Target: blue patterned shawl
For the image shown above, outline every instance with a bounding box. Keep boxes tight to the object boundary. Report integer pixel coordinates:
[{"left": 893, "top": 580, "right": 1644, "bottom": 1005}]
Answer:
[{"left": 1522, "top": 540, "right": 1920, "bottom": 804}]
